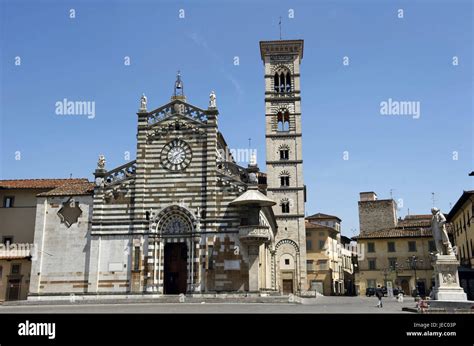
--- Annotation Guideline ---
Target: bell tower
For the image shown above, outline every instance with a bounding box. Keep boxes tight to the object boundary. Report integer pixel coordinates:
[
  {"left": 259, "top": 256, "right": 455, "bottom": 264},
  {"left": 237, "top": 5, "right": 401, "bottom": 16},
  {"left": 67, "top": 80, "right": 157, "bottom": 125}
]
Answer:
[{"left": 260, "top": 39, "right": 306, "bottom": 292}]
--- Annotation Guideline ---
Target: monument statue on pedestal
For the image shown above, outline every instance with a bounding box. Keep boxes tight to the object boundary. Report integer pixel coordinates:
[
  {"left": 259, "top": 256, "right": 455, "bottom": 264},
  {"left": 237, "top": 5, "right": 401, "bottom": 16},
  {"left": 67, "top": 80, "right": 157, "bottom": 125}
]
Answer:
[
  {"left": 429, "top": 207, "right": 467, "bottom": 302},
  {"left": 431, "top": 207, "right": 454, "bottom": 256}
]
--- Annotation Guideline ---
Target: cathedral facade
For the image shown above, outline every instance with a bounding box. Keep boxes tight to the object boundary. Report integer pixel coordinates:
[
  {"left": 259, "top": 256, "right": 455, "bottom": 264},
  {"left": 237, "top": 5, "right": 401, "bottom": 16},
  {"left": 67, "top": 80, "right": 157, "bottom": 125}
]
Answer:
[{"left": 28, "top": 39, "right": 307, "bottom": 299}]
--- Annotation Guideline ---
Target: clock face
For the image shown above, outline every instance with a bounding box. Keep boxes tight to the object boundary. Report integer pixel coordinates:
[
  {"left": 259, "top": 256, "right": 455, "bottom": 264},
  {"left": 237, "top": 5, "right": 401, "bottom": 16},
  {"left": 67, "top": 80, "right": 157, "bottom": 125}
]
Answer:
[
  {"left": 168, "top": 147, "right": 186, "bottom": 164},
  {"left": 161, "top": 139, "right": 192, "bottom": 171}
]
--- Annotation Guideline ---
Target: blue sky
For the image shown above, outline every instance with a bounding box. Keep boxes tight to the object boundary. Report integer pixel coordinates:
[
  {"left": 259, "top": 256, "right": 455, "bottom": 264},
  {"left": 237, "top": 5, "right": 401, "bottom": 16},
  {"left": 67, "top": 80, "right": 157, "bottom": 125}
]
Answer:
[{"left": 1, "top": 0, "right": 472, "bottom": 236}]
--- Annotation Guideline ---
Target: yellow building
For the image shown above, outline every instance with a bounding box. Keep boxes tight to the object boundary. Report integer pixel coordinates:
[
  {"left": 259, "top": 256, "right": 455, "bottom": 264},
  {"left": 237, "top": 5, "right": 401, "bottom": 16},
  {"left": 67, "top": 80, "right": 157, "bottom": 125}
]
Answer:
[
  {"left": 354, "top": 218, "right": 436, "bottom": 297},
  {"left": 0, "top": 179, "right": 87, "bottom": 301},
  {"left": 305, "top": 213, "right": 347, "bottom": 295},
  {"left": 447, "top": 190, "right": 474, "bottom": 300},
  {"left": 354, "top": 191, "right": 444, "bottom": 297}
]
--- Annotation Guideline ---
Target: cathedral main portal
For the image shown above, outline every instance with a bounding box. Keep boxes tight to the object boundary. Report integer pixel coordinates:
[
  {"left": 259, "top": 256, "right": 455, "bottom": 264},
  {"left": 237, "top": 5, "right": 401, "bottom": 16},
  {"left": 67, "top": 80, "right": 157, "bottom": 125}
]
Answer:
[{"left": 163, "top": 242, "right": 188, "bottom": 294}]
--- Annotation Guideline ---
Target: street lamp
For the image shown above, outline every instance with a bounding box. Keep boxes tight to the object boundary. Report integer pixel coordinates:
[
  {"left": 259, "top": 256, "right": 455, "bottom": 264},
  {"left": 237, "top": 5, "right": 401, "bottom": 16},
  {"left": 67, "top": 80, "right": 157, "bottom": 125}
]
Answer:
[
  {"left": 406, "top": 255, "right": 423, "bottom": 298},
  {"left": 380, "top": 267, "right": 392, "bottom": 285},
  {"left": 380, "top": 267, "right": 396, "bottom": 297},
  {"left": 389, "top": 262, "right": 407, "bottom": 295}
]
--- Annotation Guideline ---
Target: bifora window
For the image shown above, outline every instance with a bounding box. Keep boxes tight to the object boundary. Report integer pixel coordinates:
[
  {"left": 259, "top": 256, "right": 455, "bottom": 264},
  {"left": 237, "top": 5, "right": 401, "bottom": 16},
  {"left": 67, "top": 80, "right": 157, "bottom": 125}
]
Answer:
[
  {"left": 281, "top": 200, "right": 290, "bottom": 213},
  {"left": 276, "top": 109, "right": 290, "bottom": 132},
  {"left": 279, "top": 148, "right": 289, "bottom": 160},
  {"left": 273, "top": 68, "right": 292, "bottom": 93},
  {"left": 280, "top": 171, "right": 290, "bottom": 187}
]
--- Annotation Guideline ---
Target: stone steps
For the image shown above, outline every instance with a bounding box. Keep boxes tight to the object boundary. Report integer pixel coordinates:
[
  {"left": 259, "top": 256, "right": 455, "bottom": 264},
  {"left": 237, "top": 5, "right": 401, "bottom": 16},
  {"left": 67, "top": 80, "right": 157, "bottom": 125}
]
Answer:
[{"left": 4, "top": 294, "right": 294, "bottom": 306}]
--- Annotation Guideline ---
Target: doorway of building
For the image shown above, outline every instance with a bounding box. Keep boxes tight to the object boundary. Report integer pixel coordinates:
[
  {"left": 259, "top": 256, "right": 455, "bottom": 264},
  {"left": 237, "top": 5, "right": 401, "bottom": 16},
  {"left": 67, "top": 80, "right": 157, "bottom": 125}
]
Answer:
[
  {"left": 164, "top": 242, "right": 188, "bottom": 294},
  {"left": 417, "top": 280, "right": 426, "bottom": 297},
  {"left": 282, "top": 279, "right": 293, "bottom": 294},
  {"left": 400, "top": 279, "right": 410, "bottom": 295},
  {"left": 7, "top": 278, "right": 21, "bottom": 301},
  {"left": 311, "top": 280, "right": 324, "bottom": 295}
]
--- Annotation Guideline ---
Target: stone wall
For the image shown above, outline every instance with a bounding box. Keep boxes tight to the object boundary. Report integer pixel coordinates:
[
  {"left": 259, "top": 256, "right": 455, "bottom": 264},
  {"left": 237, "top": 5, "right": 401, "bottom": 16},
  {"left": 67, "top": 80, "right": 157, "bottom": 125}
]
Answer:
[
  {"left": 358, "top": 199, "right": 397, "bottom": 234},
  {"left": 29, "top": 195, "right": 92, "bottom": 295}
]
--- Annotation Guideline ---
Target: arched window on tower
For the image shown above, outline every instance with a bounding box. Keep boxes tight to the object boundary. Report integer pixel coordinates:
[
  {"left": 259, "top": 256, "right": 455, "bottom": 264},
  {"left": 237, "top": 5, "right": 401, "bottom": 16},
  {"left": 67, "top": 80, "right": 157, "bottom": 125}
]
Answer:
[
  {"left": 281, "top": 199, "right": 290, "bottom": 214},
  {"left": 274, "top": 67, "right": 292, "bottom": 93},
  {"left": 279, "top": 145, "right": 289, "bottom": 160},
  {"left": 285, "top": 71, "right": 292, "bottom": 92},
  {"left": 280, "top": 171, "right": 290, "bottom": 187},
  {"left": 274, "top": 73, "right": 279, "bottom": 92},
  {"left": 277, "top": 109, "right": 290, "bottom": 132},
  {"left": 279, "top": 72, "right": 285, "bottom": 92}
]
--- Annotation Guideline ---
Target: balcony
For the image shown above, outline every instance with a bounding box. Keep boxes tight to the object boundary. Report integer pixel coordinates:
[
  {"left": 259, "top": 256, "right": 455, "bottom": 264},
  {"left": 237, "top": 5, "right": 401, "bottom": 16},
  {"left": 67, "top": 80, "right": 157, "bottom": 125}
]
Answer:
[{"left": 238, "top": 225, "right": 271, "bottom": 244}]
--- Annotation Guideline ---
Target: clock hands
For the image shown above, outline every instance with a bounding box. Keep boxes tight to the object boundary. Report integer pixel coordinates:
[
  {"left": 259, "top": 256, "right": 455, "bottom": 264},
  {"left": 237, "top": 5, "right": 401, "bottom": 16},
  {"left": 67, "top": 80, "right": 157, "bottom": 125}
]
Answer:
[
  {"left": 169, "top": 148, "right": 184, "bottom": 163},
  {"left": 163, "top": 141, "right": 189, "bottom": 169}
]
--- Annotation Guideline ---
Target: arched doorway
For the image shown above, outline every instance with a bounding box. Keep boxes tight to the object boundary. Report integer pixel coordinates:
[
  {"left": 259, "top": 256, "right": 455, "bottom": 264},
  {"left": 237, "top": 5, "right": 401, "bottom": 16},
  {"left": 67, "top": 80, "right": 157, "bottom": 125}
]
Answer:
[
  {"left": 401, "top": 279, "right": 410, "bottom": 295},
  {"left": 152, "top": 205, "right": 197, "bottom": 295},
  {"left": 275, "top": 239, "right": 300, "bottom": 294},
  {"left": 164, "top": 242, "right": 188, "bottom": 294}
]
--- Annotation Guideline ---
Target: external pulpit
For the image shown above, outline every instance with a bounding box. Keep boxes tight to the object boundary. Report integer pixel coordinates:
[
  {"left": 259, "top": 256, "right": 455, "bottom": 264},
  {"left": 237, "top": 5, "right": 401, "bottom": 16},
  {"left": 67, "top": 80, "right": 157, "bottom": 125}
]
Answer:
[{"left": 230, "top": 182, "right": 276, "bottom": 292}]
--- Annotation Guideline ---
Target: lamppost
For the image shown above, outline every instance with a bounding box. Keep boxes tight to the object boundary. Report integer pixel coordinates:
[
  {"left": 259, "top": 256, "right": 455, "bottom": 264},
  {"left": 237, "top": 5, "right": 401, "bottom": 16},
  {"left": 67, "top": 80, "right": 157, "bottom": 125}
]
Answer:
[
  {"left": 406, "top": 255, "right": 423, "bottom": 298},
  {"left": 380, "top": 267, "right": 395, "bottom": 297},
  {"left": 380, "top": 267, "right": 392, "bottom": 286}
]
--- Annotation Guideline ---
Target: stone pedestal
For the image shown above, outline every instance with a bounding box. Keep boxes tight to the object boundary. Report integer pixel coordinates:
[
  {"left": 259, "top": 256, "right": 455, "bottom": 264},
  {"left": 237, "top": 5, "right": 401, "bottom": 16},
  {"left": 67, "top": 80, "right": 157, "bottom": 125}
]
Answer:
[{"left": 432, "top": 255, "right": 467, "bottom": 301}]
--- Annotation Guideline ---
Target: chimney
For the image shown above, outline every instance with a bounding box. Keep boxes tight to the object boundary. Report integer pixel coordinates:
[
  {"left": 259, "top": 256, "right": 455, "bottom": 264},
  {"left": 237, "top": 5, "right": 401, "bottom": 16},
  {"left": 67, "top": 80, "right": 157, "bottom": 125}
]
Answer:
[{"left": 360, "top": 191, "right": 377, "bottom": 201}]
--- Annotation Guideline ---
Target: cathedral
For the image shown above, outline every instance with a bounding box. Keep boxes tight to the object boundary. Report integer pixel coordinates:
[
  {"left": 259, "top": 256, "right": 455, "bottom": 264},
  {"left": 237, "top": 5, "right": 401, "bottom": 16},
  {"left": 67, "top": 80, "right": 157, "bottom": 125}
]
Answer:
[{"left": 28, "top": 39, "right": 307, "bottom": 299}]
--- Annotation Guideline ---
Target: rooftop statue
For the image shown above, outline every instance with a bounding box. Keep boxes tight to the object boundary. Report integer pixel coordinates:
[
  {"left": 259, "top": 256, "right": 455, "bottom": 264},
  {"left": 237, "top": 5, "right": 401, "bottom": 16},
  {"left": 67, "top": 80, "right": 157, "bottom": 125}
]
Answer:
[
  {"left": 97, "top": 154, "right": 106, "bottom": 170},
  {"left": 209, "top": 90, "right": 217, "bottom": 108},
  {"left": 140, "top": 93, "right": 147, "bottom": 111}
]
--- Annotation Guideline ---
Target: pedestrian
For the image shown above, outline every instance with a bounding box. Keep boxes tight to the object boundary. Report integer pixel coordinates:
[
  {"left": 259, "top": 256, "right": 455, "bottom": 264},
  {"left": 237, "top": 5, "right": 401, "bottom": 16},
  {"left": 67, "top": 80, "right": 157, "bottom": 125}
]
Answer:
[{"left": 375, "top": 285, "right": 383, "bottom": 308}]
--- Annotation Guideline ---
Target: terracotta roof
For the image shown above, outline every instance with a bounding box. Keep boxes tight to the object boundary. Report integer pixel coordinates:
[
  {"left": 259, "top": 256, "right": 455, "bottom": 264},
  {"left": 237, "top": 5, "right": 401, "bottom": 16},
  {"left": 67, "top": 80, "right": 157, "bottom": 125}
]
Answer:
[
  {"left": 353, "top": 222, "right": 453, "bottom": 240},
  {"left": 354, "top": 228, "right": 433, "bottom": 240},
  {"left": 0, "top": 179, "right": 88, "bottom": 190},
  {"left": 306, "top": 212, "right": 341, "bottom": 221},
  {"left": 397, "top": 218, "right": 431, "bottom": 228},
  {"left": 305, "top": 222, "right": 337, "bottom": 232},
  {"left": 37, "top": 181, "right": 94, "bottom": 197},
  {"left": 404, "top": 214, "right": 432, "bottom": 220}
]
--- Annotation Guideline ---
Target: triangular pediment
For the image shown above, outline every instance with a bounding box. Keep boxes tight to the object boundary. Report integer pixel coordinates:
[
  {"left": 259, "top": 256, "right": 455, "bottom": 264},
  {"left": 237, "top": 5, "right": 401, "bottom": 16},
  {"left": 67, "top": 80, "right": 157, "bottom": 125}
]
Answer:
[{"left": 147, "top": 99, "right": 209, "bottom": 127}]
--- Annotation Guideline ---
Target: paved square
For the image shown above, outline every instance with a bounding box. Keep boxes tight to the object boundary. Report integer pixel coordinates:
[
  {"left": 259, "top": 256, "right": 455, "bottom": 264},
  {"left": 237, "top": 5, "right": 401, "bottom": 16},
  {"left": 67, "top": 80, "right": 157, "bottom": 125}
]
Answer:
[{"left": 0, "top": 296, "right": 415, "bottom": 314}]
